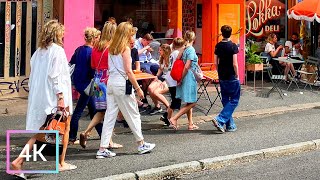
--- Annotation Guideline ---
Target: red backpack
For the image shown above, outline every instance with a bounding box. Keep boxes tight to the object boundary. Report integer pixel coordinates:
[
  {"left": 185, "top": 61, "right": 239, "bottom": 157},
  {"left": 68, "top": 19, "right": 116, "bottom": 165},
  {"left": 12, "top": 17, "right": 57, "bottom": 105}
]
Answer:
[{"left": 170, "top": 59, "right": 184, "bottom": 82}]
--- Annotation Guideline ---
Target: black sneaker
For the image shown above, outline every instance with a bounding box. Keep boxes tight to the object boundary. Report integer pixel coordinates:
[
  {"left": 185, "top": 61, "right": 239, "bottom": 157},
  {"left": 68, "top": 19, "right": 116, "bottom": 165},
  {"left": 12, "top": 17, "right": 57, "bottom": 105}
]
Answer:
[
  {"left": 160, "top": 116, "right": 170, "bottom": 126},
  {"left": 139, "top": 104, "right": 151, "bottom": 113},
  {"left": 149, "top": 106, "right": 163, "bottom": 115}
]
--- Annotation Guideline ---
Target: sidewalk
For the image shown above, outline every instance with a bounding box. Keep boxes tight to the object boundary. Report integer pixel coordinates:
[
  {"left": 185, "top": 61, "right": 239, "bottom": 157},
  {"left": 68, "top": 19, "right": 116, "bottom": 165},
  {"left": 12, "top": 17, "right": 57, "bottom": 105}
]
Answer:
[{"left": 1, "top": 83, "right": 320, "bottom": 132}]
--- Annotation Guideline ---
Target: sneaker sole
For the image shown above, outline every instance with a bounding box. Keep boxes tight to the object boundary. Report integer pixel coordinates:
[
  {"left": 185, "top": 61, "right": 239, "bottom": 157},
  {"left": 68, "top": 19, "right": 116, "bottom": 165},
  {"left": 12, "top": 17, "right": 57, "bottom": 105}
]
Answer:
[
  {"left": 211, "top": 119, "right": 225, "bottom": 133},
  {"left": 96, "top": 155, "right": 115, "bottom": 159}
]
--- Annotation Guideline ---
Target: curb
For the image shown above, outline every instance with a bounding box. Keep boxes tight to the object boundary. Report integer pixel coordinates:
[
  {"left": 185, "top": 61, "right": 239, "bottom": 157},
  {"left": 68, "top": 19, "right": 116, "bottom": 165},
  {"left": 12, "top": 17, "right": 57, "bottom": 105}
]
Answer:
[{"left": 95, "top": 139, "right": 320, "bottom": 180}]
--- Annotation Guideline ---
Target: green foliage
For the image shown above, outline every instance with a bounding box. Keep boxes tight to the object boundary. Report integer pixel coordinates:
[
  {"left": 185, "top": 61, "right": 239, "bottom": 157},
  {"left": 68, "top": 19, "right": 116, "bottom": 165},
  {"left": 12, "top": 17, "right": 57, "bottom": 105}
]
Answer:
[{"left": 245, "top": 42, "right": 263, "bottom": 64}]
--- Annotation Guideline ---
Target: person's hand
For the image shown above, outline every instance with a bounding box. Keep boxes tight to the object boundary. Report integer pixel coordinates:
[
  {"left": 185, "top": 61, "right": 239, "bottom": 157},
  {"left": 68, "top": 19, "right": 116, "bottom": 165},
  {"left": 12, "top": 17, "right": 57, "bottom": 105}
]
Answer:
[
  {"left": 277, "top": 45, "right": 284, "bottom": 50},
  {"left": 136, "top": 88, "right": 144, "bottom": 99},
  {"left": 57, "top": 98, "right": 65, "bottom": 110},
  {"left": 147, "top": 47, "right": 153, "bottom": 52},
  {"left": 177, "top": 81, "right": 182, "bottom": 86},
  {"left": 145, "top": 45, "right": 151, "bottom": 50}
]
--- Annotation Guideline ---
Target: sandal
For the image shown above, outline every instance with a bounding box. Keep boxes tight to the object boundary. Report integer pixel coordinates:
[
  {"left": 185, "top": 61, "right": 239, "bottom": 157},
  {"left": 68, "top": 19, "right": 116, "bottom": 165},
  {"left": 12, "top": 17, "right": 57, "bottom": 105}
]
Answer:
[
  {"left": 169, "top": 119, "right": 178, "bottom": 130},
  {"left": 108, "top": 142, "right": 123, "bottom": 149},
  {"left": 188, "top": 124, "right": 199, "bottom": 130},
  {"left": 59, "top": 163, "right": 77, "bottom": 172},
  {"left": 80, "top": 133, "right": 88, "bottom": 149}
]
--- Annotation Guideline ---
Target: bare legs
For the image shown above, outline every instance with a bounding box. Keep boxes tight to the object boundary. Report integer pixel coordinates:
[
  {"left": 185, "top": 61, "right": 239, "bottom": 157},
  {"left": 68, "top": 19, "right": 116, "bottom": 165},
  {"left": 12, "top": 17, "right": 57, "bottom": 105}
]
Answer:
[
  {"left": 80, "top": 112, "right": 122, "bottom": 149},
  {"left": 12, "top": 115, "right": 76, "bottom": 172},
  {"left": 148, "top": 80, "right": 169, "bottom": 108},
  {"left": 169, "top": 103, "right": 196, "bottom": 129}
]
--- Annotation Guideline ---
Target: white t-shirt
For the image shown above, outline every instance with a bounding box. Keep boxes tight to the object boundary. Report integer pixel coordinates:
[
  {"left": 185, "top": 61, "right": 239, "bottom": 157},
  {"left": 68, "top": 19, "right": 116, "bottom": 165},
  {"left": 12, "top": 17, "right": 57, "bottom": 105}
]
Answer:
[
  {"left": 165, "top": 50, "right": 179, "bottom": 87},
  {"left": 284, "top": 41, "right": 302, "bottom": 56},
  {"left": 264, "top": 42, "right": 275, "bottom": 54}
]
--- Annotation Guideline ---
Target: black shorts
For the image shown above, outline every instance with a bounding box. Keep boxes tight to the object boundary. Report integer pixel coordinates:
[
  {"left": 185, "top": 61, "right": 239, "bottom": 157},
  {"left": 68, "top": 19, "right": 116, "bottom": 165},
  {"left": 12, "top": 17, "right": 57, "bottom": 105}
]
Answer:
[{"left": 169, "top": 87, "right": 181, "bottom": 110}]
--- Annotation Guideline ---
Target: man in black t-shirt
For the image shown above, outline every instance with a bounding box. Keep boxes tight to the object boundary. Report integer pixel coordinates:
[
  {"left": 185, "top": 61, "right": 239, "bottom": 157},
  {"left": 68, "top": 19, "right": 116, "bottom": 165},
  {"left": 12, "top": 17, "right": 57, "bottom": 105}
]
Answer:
[
  {"left": 212, "top": 25, "right": 240, "bottom": 133},
  {"left": 130, "top": 37, "right": 140, "bottom": 70}
]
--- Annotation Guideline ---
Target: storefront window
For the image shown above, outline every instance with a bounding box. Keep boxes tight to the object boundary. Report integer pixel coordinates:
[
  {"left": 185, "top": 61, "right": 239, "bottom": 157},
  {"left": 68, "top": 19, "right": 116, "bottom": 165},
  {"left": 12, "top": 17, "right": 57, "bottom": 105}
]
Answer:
[
  {"left": 246, "top": 0, "right": 286, "bottom": 52},
  {"left": 94, "top": 0, "right": 167, "bottom": 38}
]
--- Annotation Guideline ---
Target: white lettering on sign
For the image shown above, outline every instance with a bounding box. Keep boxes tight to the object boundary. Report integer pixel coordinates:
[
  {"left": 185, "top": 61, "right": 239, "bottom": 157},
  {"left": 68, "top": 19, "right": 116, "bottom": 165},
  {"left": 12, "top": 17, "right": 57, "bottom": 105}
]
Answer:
[{"left": 246, "top": 0, "right": 283, "bottom": 37}]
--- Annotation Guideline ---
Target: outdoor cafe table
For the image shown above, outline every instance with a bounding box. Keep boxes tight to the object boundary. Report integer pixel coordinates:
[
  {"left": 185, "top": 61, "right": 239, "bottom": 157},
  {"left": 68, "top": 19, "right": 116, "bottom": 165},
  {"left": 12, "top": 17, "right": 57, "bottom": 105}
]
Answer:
[
  {"left": 197, "top": 70, "right": 221, "bottom": 115},
  {"left": 272, "top": 57, "right": 304, "bottom": 90},
  {"left": 134, "top": 72, "right": 156, "bottom": 81}
]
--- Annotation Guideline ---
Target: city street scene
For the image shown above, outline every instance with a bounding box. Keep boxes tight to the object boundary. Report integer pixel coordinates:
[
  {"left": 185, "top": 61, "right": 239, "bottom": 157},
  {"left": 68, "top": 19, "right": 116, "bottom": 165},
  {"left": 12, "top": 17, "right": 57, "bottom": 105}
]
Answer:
[{"left": 1, "top": 0, "right": 320, "bottom": 179}]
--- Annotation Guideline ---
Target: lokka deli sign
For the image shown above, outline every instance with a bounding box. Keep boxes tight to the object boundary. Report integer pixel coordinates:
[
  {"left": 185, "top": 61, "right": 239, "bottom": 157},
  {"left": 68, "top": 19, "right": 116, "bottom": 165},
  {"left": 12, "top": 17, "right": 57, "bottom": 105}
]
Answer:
[{"left": 246, "top": 0, "right": 285, "bottom": 37}]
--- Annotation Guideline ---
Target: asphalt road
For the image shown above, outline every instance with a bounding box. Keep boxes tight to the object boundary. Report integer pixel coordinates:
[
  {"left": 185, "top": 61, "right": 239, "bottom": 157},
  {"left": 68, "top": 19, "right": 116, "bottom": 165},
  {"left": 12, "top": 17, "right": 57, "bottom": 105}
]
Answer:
[
  {"left": 1, "top": 108, "right": 320, "bottom": 180},
  {"left": 180, "top": 150, "right": 320, "bottom": 180}
]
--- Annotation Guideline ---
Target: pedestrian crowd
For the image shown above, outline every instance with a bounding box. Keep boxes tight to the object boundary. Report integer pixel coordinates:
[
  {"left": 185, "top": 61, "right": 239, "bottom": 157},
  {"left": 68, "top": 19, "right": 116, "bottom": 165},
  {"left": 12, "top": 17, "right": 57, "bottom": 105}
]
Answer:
[{"left": 9, "top": 18, "right": 240, "bottom": 179}]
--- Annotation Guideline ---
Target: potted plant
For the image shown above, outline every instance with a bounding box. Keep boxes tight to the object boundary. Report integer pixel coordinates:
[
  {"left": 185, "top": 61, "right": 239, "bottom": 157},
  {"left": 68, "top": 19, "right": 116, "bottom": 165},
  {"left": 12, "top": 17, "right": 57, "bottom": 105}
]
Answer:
[{"left": 245, "top": 41, "right": 263, "bottom": 71}]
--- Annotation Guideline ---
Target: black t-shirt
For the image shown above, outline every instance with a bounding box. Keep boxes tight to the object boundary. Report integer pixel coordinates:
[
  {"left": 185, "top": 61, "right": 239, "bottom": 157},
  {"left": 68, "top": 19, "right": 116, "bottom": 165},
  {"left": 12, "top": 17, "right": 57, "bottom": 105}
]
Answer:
[
  {"left": 214, "top": 41, "right": 239, "bottom": 80},
  {"left": 131, "top": 48, "right": 139, "bottom": 70}
]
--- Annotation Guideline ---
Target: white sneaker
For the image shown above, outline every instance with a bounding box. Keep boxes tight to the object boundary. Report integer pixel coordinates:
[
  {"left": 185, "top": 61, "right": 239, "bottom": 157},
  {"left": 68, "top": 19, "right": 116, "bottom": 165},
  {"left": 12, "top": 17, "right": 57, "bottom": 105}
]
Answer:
[
  {"left": 96, "top": 149, "right": 116, "bottom": 159},
  {"left": 138, "top": 142, "right": 156, "bottom": 154}
]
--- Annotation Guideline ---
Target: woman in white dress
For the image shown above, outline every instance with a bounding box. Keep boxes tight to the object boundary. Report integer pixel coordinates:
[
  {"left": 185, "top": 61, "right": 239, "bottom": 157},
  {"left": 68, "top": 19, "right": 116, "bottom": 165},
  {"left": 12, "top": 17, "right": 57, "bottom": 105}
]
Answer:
[{"left": 11, "top": 20, "right": 76, "bottom": 178}]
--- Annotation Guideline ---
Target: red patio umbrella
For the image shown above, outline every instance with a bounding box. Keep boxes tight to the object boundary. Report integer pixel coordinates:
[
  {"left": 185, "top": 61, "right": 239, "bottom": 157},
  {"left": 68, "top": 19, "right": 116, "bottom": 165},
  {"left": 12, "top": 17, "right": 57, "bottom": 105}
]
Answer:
[{"left": 287, "top": 0, "right": 320, "bottom": 23}]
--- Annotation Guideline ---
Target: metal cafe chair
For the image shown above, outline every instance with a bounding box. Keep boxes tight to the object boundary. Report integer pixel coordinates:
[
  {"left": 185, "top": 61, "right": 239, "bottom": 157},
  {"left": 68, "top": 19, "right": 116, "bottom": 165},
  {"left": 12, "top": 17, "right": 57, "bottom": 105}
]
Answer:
[{"left": 259, "top": 54, "right": 285, "bottom": 99}]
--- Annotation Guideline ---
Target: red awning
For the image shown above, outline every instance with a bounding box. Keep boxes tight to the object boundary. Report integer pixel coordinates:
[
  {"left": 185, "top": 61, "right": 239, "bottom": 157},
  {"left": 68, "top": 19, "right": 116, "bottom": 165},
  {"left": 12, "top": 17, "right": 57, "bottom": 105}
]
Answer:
[{"left": 287, "top": 0, "right": 320, "bottom": 23}]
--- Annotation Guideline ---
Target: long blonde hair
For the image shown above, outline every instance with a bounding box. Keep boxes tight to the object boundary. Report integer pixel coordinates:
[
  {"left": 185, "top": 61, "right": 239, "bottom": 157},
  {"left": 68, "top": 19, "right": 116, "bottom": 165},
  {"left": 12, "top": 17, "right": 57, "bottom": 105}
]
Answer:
[
  {"left": 159, "top": 44, "right": 171, "bottom": 67},
  {"left": 109, "top": 22, "right": 134, "bottom": 55},
  {"left": 95, "top": 21, "right": 117, "bottom": 51},
  {"left": 38, "top": 20, "right": 64, "bottom": 49}
]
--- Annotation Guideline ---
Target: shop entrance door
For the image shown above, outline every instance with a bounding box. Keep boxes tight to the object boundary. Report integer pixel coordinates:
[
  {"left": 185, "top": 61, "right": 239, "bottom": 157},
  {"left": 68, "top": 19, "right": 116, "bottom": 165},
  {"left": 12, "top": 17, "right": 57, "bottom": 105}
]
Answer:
[{"left": 216, "top": 0, "right": 245, "bottom": 83}]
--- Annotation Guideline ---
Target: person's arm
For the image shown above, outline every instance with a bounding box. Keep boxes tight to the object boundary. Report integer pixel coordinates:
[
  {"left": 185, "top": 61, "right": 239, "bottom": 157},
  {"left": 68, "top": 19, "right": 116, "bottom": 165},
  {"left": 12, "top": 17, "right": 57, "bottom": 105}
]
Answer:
[
  {"left": 181, "top": 60, "right": 192, "bottom": 81},
  {"left": 233, "top": 54, "right": 239, "bottom": 79},
  {"left": 123, "top": 46, "right": 144, "bottom": 99},
  {"left": 156, "top": 65, "right": 164, "bottom": 77},
  {"left": 268, "top": 45, "right": 283, "bottom": 57},
  {"left": 214, "top": 54, "right": 219, "bottom": 72}
]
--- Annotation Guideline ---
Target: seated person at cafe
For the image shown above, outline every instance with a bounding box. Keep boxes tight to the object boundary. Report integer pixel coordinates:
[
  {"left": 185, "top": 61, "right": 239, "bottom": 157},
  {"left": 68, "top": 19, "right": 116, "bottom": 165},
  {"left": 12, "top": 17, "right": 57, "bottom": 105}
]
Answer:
[
  {"left": 134, "top": 33, "right": 159, "bottom": 75},
  {"left": 265, "top": 33, "right": 297, "bottom": 82},
  {"left": 284, "top": 33, "right": 303, "bottom": 57},
  {"left": 130, "top": 36, "right": 140, "bottom": 71}
]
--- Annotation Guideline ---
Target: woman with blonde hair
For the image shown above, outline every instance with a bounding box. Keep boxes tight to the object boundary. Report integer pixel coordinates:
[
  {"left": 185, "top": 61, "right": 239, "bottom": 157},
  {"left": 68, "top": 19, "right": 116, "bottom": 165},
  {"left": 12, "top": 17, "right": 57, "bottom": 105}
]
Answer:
[
  {"left": 147, "top": 44, "right": 171, "bottom": 115},
  {"left": 78, "top": 21, "right": 122, "bottom": 149},
  {"left": 69, "top": 27, "right": 103, "bottom": 145},
  {"left": 96, "top": 22, "right": 155, "bottom": 158},
  {"left": 265, "top": 33, "right": 297, "bottom": 81},
  {"left": 11, "top": 20, "right": 76, "bottom": 178},
  {"left": 169, "top": 31, "right": 199, "bottom": 130}
]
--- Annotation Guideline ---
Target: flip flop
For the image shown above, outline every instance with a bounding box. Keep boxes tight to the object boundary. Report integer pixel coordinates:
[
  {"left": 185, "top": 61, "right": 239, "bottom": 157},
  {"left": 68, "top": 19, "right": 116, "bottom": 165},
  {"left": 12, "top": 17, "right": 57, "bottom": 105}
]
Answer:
[
  {"left": 188, "top": 124, "right": 199, "bottom": 130},
  {"left": 108, "top": 143, "right": 123, "bottom": 149},
  {"left": 59, "top": 163, "right": 77, "bottom": 172}
]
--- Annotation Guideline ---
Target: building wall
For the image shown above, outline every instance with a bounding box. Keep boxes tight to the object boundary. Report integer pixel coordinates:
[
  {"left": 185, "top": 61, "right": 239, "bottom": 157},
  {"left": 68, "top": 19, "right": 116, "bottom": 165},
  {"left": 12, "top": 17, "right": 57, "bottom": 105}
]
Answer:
[{"left": 0, "top": 0, "right": 53, "bottom": 99}]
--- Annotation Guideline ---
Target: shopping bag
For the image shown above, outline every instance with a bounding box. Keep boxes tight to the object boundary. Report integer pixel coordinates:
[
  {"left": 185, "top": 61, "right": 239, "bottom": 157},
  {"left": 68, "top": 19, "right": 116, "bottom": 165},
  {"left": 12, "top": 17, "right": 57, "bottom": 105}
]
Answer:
[
  {"left": 93, "top": 71, "right": 108, "bottom": 110},
  {"left": 191, "top": 63, "right": 204, "bottom": 82},
  {"left": 84, "top": 79, "right": 94, "bottom": 96}
]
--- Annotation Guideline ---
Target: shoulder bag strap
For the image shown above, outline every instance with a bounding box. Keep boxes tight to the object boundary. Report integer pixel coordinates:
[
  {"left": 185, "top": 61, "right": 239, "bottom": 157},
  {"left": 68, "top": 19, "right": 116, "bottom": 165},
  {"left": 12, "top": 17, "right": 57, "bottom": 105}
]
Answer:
[
  {"left": 96, "top": 48, "right": 107, "bottom": 70},
  {"left": 109, "top": 55, "right": 128, "bottom": 80}
]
